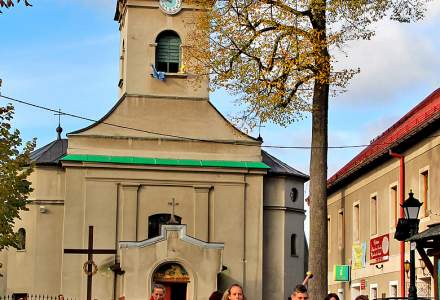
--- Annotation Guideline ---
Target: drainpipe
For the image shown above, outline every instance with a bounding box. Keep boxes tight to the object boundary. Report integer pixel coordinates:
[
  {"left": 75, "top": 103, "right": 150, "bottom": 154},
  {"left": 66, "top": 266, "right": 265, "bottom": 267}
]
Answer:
[
  {"left": 389, "top": 150, "right": 405, "bottom": 298},
  {"left": 242, "top": 175, "right": 247, "bottom": 292}
]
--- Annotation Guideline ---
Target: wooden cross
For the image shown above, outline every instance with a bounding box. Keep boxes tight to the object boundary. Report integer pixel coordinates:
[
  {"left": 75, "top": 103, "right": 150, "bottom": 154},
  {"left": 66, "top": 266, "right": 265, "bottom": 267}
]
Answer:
[
  {"left": 167, "top": 198, "right": 179, "bottom": 224},
  {"left": 64, "top": 226, "right": 116, "bottom": 300}
]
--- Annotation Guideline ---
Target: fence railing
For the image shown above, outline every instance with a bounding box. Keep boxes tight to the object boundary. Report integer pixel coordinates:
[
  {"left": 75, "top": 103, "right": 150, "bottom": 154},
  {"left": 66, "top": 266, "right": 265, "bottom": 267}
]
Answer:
[{"left": 0, "top": 295, "right": 77, "bottom": 300}]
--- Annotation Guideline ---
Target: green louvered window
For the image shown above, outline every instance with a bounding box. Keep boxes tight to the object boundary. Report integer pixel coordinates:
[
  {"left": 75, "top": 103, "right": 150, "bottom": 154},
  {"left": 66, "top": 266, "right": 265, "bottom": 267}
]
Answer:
[{"left": 155, "top": 31, "right": 181, "bottom": 73}]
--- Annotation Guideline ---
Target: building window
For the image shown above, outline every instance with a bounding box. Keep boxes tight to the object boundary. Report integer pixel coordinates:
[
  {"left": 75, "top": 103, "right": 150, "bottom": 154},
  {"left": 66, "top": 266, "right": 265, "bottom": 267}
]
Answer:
[
  {"left": 155, "top": 30, "right": 181, "bottom": 73},
  {"left": 389, "top": 281, "right": 398, "bottom": 298},
  {"left": 290, "top": 234, "right": 297, "bottom": 256},
  {"left": 370, "top": 284, "right": 378, "bottom": 300},
  {"left": 148, "top": 214, "right": 181, "bottom": 239},
  {"left": 390, "top": 184, "right": 398, "bottom": 227},
  {"left": 290, "top": 187, "right": 298, "bottom": 202},
  {"left": 353, "top": 202, "right": 360, "bottom": 242},
  {"left": 420, "top": 169, "right": 429, "bottom": 217},
  {"left": 17, "top": 228, "right": 26, "bottom": 250},
  {"left": 370, "top": 194, "right": 377, "bottom": 236},
  {"left": 338, "top": 209, "right": 344, "bottom": 249}
]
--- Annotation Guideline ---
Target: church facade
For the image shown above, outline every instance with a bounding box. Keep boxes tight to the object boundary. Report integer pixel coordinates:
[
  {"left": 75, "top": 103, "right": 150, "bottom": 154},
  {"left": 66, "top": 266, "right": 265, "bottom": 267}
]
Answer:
[{"left": 0, "top": 1, "right": 309, "bottom": 300}]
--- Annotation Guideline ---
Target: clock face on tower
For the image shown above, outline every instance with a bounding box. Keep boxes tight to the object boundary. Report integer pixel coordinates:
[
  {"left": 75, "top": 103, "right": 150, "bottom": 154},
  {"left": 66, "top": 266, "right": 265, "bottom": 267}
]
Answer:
[{"left": 159, "top": 0, "right": 182, "bottom": 15}]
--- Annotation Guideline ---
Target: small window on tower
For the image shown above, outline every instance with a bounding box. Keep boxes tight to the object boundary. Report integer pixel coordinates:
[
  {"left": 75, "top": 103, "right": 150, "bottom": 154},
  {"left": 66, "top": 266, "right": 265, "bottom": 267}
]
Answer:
[
  {"left": 17, "top": 228, "right": 26, "bottom": 250},
  {"left": 290, "top": 234, "right": 297, "bottom": 256},
  {"left": 155, "top": 30, "right": 181, "bottom": 73}
]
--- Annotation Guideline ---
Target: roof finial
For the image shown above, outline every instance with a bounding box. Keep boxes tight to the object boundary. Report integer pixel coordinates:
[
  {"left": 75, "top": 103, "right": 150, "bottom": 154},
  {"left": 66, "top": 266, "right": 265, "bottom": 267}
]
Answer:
[
  {"left": 257, "top": 120, "right": 265, "bottom": 142},
  {"left": 55, "top": 109, "right": 63, "bottom": 140}
]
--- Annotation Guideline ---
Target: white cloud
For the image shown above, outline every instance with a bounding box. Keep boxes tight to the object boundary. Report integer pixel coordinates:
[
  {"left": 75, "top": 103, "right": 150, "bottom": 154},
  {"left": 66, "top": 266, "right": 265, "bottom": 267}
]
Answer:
[{"left": 333, "top": 1, "right": 440, "bottom": 105}]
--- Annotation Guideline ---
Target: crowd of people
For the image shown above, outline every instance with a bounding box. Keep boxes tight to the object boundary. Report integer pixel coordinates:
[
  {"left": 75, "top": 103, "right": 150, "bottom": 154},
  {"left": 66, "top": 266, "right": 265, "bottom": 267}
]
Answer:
[{"left": 149, "top": 282, "right": 370, "bottom": 300}]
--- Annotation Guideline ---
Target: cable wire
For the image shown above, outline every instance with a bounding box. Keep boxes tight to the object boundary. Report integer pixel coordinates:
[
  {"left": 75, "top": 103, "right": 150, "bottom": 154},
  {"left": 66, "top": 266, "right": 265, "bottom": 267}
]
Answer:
[{"left": 1, "top": 94, "right": 438, "bottom": 150}]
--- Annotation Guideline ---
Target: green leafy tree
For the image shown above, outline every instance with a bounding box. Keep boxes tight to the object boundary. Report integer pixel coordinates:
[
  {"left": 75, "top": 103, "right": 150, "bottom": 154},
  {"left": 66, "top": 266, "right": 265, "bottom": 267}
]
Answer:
[
  {"left": 184, "top": 0, "right": 430, "bottom": 298},
  {"left": 0, "top": 103, "right": 35, "bottom": 249}
]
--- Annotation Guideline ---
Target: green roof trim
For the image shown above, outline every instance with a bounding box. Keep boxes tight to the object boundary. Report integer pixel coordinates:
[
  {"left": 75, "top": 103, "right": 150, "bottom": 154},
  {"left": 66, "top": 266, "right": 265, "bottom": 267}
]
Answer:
[{"left": 61, "top": 154, "right": 270, "bottom": 169}]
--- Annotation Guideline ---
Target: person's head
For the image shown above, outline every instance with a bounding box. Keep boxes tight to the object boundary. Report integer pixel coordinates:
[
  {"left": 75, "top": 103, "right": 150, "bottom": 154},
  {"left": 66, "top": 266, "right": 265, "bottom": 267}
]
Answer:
[
  {"left": 222, "top": 284, "right": 245, "bottom": 300},
  {"left": 151, "top": 283, "right": 166, "bottom": 300},
  {"left": 355, "top": 296, "right": 368, "bottom": 300},
  {"left": 325, "top": 293, "right": 340, "bottom": 300},
  {"left": 210, "top": 291, "right": 223, "bottom": 300},
  {"left": 290, "top": 284, "right": 308, "bottom": 300},
  {"left": 58, "top": 295, "right": 65, "bottom": 300}
]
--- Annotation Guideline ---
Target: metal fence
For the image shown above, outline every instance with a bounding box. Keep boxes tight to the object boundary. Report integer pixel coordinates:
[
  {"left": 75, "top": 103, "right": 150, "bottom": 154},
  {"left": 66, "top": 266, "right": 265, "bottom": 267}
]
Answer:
[{"left": 0, "top": 295, "right": 77, "bottom": 300}]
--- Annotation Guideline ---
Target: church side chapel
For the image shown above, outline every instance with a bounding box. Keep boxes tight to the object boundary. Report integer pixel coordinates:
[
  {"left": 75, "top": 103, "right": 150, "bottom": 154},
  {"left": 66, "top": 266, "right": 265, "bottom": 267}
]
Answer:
[{"left": 0, "top": 1, "right": 309, "bottom": 300}]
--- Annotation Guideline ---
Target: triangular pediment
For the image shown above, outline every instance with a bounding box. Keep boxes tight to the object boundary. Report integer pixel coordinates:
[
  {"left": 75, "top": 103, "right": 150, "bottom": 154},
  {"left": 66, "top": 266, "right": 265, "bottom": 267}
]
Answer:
[{"left": 66, "top": 95, "right": 262, "bottom": 162}]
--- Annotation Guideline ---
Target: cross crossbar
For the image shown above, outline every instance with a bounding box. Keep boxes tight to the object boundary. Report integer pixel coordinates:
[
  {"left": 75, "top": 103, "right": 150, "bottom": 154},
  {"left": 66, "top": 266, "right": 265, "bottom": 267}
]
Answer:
[{"left": 63, "top": 226, "right": 116, "bottom": 300}]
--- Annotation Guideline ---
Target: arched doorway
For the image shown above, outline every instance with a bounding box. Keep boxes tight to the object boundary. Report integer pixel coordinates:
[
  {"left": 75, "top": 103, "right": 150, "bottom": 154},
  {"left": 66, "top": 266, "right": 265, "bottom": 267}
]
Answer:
[{"left": 152, "top": 263, "right": 189, "bottom": 300}]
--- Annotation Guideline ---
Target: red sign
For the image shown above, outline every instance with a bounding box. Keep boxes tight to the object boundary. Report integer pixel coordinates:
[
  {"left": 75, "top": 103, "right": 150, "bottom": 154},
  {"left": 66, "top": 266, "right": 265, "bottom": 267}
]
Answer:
[
  {"left": 370, "top": 234, "right": 390, "bottom": 264},
  {"left": 360, "top": 279, "right": 366, "bottom": 290}
]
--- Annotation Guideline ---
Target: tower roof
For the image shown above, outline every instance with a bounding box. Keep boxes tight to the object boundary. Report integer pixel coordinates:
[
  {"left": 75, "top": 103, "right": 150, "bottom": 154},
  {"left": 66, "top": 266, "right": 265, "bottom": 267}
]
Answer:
[{"left": 262, "top": 150, "right": 309, "bottom": 180}]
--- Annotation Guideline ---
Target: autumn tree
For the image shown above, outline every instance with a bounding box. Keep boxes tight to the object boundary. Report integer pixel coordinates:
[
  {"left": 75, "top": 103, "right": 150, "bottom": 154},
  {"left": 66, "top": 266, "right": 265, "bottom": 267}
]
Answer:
[
  {"left": 0, "top": 103, "right": 35, "bottom": 249},
  {"left": 184, "top": 0, "right": 430, "bottom": 298},
  {"left": 0, "top": 0, "right": 31, "bottom": 13}
]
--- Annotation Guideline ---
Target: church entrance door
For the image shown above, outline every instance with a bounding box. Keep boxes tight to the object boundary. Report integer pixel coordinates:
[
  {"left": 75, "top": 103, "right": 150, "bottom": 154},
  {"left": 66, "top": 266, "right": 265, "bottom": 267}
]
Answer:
[
  {"left": 162, "top": 282, "right": 187, "bottom": 300},
  {"left": 153, "top": 263, "right": 190, "bottom": 300}
]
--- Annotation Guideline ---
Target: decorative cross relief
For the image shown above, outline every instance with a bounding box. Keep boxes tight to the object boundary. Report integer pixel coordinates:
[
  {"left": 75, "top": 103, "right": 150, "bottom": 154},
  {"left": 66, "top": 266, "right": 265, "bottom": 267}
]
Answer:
[{"left": 168, "top": 198, "right": 180, "bottom": 224}]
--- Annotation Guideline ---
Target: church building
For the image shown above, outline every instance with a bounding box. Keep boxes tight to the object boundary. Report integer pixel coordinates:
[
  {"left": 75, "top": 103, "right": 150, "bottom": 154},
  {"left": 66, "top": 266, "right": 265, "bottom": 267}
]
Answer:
[{"left": 0, "top": 1, "right": 309, "bottom": 300}]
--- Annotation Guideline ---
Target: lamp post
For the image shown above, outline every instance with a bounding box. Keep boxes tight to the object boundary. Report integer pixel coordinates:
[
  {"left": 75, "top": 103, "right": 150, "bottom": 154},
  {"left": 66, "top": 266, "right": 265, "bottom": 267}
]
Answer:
[{"left": 401, "top": 191, "right": 423, "bottom": 300}]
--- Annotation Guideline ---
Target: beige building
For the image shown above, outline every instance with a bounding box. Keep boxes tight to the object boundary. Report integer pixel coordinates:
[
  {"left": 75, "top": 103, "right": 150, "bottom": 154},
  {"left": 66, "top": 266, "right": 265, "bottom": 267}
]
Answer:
[
  {"left": 327, "top": 89, "right": 440, "bottom": 300},
  {"left": 0, "top": 1, "right": 309, "bottom": 300}
]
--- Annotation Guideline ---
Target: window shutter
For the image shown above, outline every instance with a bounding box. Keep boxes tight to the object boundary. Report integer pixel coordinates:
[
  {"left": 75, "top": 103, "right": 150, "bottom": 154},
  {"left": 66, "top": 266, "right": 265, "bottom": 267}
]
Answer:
[{"left": 156, "top": 31, "right": 181, "bottom": 72}]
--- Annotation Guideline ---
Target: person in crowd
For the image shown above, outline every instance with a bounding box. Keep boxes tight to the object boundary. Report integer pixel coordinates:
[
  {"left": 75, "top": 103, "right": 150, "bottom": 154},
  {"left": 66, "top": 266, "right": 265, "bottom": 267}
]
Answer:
[
  {"left": 221, "top": 284, "right": 245, "bottom": 300},
  {"left": 209, "top": 291, "right": 223, "bottom": 300},
  {"left": 290, "top": 284, "right": 309, "bottom": 300},
  {"left": 355, "top": 295, "right": 369, "bottom": 300},
  {"left": 150, "top": 283, "right": 166, "bottom": 300},
  {"left": 325, "top": 293, "right": 340, "bottom": 300}
]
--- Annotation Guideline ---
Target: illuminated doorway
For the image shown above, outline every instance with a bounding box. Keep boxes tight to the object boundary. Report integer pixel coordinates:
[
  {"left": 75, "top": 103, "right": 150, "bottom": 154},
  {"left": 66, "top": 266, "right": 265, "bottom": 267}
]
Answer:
[{"left": 153, "top": 263, "right": 189, "bottom": 300}]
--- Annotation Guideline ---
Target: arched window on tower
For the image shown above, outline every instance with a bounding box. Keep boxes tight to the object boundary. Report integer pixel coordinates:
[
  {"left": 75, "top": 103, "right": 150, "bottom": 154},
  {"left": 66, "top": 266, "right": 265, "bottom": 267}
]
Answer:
[
  {"left": 155, "top": 31, "right": 181, "bottom": 73},
  {"left": 148, "top": 214, "right": 181, "bottom": 239},
  {"left": 17, "top": 228, "right": 26, "bottom": 250}
]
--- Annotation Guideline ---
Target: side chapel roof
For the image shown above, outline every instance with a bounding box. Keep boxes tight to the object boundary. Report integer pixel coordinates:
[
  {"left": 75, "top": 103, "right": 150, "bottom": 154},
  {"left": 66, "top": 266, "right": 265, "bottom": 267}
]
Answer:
[
  {"left": 327, "top": 88, "right": 440, "bottom": 194},
  {"left": 30, "top": 138, "right": 68, "bottom": 165},
  {"left": 262, "top": 150, "right": 309, "bottom": 180}
]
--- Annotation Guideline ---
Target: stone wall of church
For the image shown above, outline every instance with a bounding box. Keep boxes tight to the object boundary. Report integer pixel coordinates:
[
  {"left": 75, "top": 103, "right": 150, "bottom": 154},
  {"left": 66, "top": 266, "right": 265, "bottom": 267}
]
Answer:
[
  {"left": 61, "top": 162, "right": 265, "bottom": 300},
  {"left": 1, "top": 166, "right": 65, "bottom": 296}
]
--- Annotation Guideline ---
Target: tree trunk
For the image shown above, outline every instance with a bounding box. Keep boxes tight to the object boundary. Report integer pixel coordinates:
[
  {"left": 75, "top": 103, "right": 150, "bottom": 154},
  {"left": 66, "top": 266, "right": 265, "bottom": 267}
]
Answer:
[
  {"left": 308, "top": 80, "right": 329, "bottom": 300},
  {"left": 308, "top": 1, "right": 329, "bottom": 299}
]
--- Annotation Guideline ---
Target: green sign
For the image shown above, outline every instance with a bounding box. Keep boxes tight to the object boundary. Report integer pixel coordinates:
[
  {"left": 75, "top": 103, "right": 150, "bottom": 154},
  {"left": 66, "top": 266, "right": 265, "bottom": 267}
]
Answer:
[{"left": 334, "top": 265, "right": 350, "bottom": 282}]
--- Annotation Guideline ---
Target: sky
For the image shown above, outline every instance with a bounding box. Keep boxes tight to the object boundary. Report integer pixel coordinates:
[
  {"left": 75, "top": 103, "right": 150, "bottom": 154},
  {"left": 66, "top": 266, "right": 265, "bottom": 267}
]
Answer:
[{"left": 1, "top": 0, "right": 440, "bottom": 235}]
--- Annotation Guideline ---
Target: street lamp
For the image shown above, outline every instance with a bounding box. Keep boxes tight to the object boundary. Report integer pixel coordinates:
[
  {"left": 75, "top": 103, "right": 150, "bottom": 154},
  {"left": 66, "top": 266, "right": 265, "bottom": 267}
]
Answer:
[
  {"left": 404, "top": 260, "right": 410, "bottom": 278},
  {"left": 401, "top": 190, "right": 423, "bottom": 300},
  {"left": 401, "top": 191, "right": 423, "bottom": 222}
]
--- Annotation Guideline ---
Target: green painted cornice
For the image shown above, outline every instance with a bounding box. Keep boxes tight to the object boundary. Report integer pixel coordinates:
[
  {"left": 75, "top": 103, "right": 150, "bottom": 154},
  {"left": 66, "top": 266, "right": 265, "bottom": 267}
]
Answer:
[{"left": 61, "top": 154, "right": 270, "bottom": 169}]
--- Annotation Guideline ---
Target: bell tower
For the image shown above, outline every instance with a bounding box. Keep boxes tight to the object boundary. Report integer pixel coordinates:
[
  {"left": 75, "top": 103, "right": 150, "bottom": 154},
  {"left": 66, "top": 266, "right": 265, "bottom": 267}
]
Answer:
[{"left": 114, "top": 0, "right": 208, "bottom": 100}]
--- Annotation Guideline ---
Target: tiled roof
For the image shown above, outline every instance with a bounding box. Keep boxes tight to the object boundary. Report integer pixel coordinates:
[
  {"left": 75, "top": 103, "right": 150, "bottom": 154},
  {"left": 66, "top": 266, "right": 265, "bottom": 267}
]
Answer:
[
  {"left": 328, "top": 88, "right": 440, "bottom": 192},
  {"left": 30, "top": 139, "right": 68, "bottom": 165},
  {"left": 262, "top": 150, "right": 309, "bottom": 180}
]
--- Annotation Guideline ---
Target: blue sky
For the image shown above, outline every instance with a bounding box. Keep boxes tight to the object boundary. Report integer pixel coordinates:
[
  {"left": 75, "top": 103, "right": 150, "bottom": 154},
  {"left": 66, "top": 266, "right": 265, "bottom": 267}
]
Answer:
[{"left": 1, "top": 1, "right": 440, "bottom": 217}]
